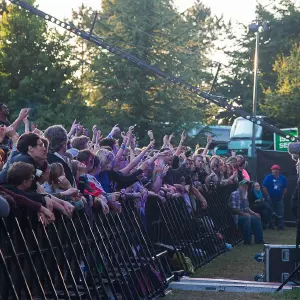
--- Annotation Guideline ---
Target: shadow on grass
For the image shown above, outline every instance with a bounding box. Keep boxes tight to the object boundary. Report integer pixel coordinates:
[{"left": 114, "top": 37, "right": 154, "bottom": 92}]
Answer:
[
  {"left": 192, "top": 227, "right": 296, "bottom": 281},
  {"left": 166, "top": 228, "right": 299, "bottom": 299}
]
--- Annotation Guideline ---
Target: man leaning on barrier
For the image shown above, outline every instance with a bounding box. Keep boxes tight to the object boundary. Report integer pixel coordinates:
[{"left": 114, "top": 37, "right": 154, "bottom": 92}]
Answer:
[{"left": 229, "top": 180, "right": 266, "bottom": 245}]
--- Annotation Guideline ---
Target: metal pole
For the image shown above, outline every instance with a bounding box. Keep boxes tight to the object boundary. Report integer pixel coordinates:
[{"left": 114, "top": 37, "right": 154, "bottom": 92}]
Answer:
[{"left": 251, "top": 26, "right": 260, "bottom": 157}]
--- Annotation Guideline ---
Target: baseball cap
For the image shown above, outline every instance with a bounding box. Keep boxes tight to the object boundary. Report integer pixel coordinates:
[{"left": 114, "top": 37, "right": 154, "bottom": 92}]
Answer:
[
  {"left": 271, "top": 165, "right": 280, "bottom": 170},
  {"left": 239, "top": 179, "right": 250, "bottom": 185}
]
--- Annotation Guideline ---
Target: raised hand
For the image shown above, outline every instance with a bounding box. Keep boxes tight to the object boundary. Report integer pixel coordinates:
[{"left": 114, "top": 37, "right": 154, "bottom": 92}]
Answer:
[
  {"left": 147, "top": 140, "right": 155, "bottom": 150},
  {"left": 83, "top": 128, "right": 89, "bottom": 137},
  {"left": 75, "top": 124, "right": 83, "bottom": 136},
  {"left": 130, "top": 135, "right": 137, "bottom": 149},
  {"left": 121, "top": 131, "right": 126, "bottom": 139},
  {"left": 23, "top": 116, "right": 29, "bottom": 125},
  {"left": 110, "top": 124, "right": 120, "bottom": 137},
  {"left": 128, "top": 125, "right": 135, "bottom": 132},
  {"left": 169, "top": 133, "right": 175, "bottom": 142},
  {"left": 96, "top": 130, "right": 102, "bottom": 143},
  {"left": 147, "top": 130, "right": 154, "bottom": 140},
  {"left": 18, "top": 108, "right": 30, "bottom": 120},
  {"left": 207, "top": 134, "right": 212, "bottom": 144},
  {"left": 92, "top": 125, "right": 98, "bottom": 134},
  {"left": 163, "top": 135, "right": 169, "bottom": 144},
  {"left": 180, "top": 130, "right": 187, "bottom": 142},
  {"left": 68, "top": 119, "right": 78, "bottom": 136},
  {"left": 31, "top": 123, "right": 43, "bottom": 136}
]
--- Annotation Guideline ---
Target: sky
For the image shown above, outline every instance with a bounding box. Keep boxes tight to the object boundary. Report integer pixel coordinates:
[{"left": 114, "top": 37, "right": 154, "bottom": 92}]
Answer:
[
  {"left": 36, "top": 0, "right": 267, "bottom": 23},
  {"left": 35, "top": 0, "right": 269, "bottom": 63}
]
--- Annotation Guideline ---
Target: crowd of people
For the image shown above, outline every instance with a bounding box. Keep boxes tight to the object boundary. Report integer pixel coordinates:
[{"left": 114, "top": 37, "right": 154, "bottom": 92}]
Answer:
[{"left": 0, "top": 104, "right": 287, "bottom": 246}]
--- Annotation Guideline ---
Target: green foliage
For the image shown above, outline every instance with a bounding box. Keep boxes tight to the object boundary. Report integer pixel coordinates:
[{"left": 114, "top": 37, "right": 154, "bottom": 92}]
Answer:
[
  {"left": 261, "top": 44, "right": 300, "bottom": 128},
  {"left": 72, "top": 0, "right": 226, "bottom": 144},
  {"left": 217, "top": 0, "right": 300, "bottom": 123},
  {"left": 0, "top": 0, "right": 87, "bottom": 129}
]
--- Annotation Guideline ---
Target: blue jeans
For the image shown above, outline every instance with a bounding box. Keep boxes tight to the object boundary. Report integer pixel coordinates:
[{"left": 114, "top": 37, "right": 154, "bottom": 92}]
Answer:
[
  {"left": 238, "top": 215, "right": 263, "bottom": 244},
  {"left": 270, "top": 199, "right": 284, "bottom": 229}
]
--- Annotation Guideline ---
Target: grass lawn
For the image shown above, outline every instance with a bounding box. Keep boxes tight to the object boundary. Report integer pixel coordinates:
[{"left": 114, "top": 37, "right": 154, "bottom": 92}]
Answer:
[
  {"left": 166, "top": 227, "right": 300, "bottom": 300},
  {"left": 192, "top": 227, "right": 296, "bottom": 280}
]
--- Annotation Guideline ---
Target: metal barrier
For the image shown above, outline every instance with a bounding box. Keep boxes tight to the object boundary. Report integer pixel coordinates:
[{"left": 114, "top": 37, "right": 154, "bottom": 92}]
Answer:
[
  {"left": 0, "top": 185, "right": 242, "bottom": 299},
  {"left": 145, "top": 185, "right": 243, "bottom": 271},
  {"left": 0, "top": 198, "right": 173, "bottom": 300}
]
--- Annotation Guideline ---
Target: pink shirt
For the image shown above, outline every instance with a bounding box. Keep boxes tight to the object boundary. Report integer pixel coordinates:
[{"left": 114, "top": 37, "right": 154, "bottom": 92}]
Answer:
[{"left": 242, "top": 169, "right": 250, "bottom": 181}]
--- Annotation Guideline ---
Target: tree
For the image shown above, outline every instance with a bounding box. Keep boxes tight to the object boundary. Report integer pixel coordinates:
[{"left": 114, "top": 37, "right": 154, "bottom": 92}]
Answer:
[
  {"left": 72, "top": 0, "right": 227, "bottom": 144},
  {"left": 0, "top": 0, "right": 87, "bottom": 129},
  {"left": 217, "top": 0, "right": 300, "bottom": 123},
  {"left": 261, "top": 44, "right": 300, "bottom": 128}
]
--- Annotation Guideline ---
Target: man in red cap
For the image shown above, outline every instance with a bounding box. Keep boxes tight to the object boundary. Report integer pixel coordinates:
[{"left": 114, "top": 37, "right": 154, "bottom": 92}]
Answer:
[{"left": 262, "top": 165, "right": 288, "bottom": 230}]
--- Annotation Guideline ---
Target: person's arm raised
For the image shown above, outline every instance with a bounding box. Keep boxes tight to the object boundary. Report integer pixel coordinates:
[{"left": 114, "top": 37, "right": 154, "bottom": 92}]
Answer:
[
  {"left": 148, "top": 130, "right": 154, "bottom": 141},
  {"left": 152, "top": 166, "right": 164, "bottom": 193},
  {"left": 23, "top": 116, "right": 30, "bottom": 133},
  {"left": 145, "top": 150, "right": 169, "bottom": 166},
  {"left": 119, "top": 140, "right": 154, "bottom": 175},
  {"left": 168, "top": 133, "right": 175, "bottom": 150},
  {"left": 115, "top": 128, "right": 131, "bottom": 165},
  {"left": 201, "top": 134, "right": 212, "bottom": 158},
  {"left": 67, "top": 119, "right": 79, "bottom": 139},
  {"left": 162, "top": 135, "right": 169, "bottom": 149},
  {"left": 93, "top": 129, "right": 102, "bottom": 152},
  {"left": 11, "top": 108, "right": 30, "bottom": 131},
  {"left": 107, "top": 124, "right": 120, "bottom": 139},
  {"left": 174, "top": 131, "right": 186, "bottom": 157}
]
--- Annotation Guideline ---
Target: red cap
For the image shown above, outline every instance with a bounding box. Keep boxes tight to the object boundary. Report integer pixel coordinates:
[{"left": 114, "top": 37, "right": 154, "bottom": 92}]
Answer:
[{"left": 271, "top": 165, "right": 281, "bottom": 170}]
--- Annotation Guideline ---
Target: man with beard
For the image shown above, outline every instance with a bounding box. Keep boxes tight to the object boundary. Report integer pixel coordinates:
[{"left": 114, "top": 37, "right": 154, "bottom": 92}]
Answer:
[{"left": 229, "top": 180, "right": 265, "bottom": 245}]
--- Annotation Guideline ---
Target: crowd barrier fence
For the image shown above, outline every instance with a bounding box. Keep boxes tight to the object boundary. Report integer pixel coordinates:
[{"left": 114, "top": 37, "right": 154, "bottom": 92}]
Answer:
[
  {"left": 0, "top": 185, "right": 243, "bottom": 299},
  {"left": 145, "top": 185, "right": 243, "bottom": 271}
]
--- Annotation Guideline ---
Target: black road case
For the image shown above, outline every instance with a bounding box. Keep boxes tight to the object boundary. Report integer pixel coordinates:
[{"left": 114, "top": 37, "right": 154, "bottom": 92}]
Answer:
[{"left": 264, "top": 244, "right": 300, "bottom": 283}]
